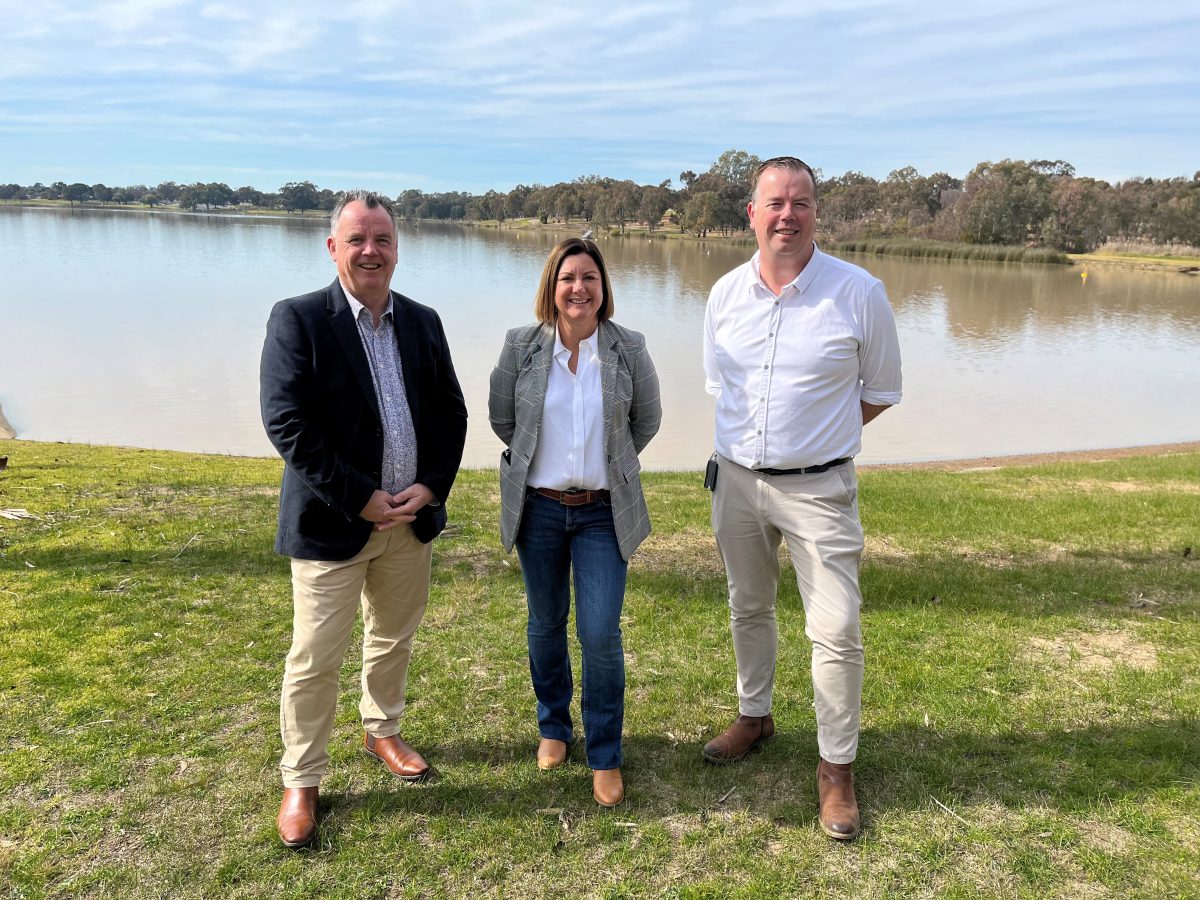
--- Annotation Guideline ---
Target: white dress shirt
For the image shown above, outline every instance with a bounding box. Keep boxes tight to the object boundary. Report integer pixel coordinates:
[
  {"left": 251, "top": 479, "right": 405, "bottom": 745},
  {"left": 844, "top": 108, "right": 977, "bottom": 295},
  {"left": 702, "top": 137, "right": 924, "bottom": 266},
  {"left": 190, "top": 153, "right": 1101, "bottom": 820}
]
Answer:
[
  {"left": 526, "top": 329, "right": 608, "bottom": 491},
  {"left": 703, "top": 246, "right": 902, "bottom": 470}
]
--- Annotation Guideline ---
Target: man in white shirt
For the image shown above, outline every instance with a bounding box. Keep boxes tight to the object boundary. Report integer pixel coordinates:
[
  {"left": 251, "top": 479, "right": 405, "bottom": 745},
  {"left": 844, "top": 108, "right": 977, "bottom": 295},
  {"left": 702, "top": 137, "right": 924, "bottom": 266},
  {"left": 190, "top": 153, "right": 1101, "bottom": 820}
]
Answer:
[{"left": 701, "top": 157, "right": 902, "bottom": 840}]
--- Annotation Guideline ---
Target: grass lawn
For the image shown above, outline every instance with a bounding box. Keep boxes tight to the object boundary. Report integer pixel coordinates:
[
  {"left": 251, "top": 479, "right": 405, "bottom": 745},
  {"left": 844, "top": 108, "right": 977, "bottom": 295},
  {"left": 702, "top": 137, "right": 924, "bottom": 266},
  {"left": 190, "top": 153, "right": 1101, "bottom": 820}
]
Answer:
[{"left": 1, "top": 440, "right": 1197, "bottom": 898}]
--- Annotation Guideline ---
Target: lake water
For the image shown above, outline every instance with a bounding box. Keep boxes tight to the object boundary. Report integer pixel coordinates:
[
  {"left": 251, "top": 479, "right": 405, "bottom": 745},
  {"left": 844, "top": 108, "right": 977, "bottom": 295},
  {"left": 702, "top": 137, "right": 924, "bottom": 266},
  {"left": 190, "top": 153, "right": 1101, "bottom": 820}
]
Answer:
[{"left": 1, "top": 206, "right": 1198, "bottom": 468}]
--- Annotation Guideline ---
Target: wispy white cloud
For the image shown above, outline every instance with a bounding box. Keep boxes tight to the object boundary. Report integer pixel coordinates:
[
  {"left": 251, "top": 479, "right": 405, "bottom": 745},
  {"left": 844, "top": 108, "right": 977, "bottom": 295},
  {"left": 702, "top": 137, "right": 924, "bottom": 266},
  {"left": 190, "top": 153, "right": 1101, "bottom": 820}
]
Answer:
[{"left": 1, "top": 0, "right": 1197, "bottom": 192}]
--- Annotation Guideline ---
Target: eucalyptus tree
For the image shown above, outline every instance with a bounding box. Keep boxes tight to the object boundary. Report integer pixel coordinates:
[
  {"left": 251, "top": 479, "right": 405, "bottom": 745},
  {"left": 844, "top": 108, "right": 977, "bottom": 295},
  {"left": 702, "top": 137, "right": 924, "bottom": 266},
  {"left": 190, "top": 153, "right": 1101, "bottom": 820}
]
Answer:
[
  {"left": 279, "top": 181, "right": 319, "bottom": 213},
  {"left": 961, "top": 160, "right": 1052, "bottom": 245}
]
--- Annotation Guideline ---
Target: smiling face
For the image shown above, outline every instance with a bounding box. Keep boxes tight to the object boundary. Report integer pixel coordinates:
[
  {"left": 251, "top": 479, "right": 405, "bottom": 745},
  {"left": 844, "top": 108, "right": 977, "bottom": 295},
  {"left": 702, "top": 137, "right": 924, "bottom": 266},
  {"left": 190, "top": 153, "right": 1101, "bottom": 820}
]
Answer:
[
  {"left": 748, "top": 165, "right": 818, "bottom": 269},
  {"left": 553, "top": 251, "right": 604, "bottom": 338},
  {"left": 326, "top": 200, "right": 397, "bottom": 308}
]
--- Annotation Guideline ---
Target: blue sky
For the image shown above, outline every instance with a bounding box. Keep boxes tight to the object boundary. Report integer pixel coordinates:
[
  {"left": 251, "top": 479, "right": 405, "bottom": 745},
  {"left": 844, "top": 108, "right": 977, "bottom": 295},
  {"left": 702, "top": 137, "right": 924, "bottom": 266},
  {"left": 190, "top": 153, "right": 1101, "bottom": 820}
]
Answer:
[{"left": 2, "top": 0, "right": 1197, "bottom": 195}]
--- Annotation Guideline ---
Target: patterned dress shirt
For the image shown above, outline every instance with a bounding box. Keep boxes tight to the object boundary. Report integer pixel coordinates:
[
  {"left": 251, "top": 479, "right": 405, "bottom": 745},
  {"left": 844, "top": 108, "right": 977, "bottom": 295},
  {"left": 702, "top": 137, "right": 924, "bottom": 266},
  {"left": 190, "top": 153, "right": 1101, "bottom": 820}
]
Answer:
[{"left": 347, "top": 292, "right": 418, "bottom": 494}]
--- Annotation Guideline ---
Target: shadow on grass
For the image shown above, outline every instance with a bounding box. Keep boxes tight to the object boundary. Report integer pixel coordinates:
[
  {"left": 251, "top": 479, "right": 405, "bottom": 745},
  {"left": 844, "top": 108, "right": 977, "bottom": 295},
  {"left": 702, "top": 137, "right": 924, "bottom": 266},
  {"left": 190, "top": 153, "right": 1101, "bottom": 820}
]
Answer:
[{"left": 280, "top": 716, "right": 1199, "bottom": 843}]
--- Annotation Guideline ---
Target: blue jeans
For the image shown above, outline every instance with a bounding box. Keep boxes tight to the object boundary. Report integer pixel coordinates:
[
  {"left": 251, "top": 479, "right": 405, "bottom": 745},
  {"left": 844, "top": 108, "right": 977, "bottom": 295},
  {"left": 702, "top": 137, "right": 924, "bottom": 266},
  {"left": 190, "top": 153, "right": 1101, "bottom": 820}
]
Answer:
[{"left": 515, "top": 491, "right": 628, "bottom": 770}]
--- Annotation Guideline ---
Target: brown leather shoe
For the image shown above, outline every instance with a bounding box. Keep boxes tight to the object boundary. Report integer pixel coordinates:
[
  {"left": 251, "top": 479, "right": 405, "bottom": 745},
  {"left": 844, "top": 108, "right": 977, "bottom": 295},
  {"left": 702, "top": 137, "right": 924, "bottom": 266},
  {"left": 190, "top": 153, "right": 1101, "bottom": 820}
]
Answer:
[
  {"left": 276, "top": 786, "right": 319, "bottom": 849},
  {"left": 702, "top": 714, "right": 775, "bottom": 764},
  {"left": 592, "top": 768, "right": 624, "bottom": 807},
  {"left": 364, "top": 732, "right": 431, "bottom": 782},
  {"left": 536, "top": 738, "right": 569, "bottom": 770},
  {"left": 817, "top": 758, "right": 860, "bottom": 840}
]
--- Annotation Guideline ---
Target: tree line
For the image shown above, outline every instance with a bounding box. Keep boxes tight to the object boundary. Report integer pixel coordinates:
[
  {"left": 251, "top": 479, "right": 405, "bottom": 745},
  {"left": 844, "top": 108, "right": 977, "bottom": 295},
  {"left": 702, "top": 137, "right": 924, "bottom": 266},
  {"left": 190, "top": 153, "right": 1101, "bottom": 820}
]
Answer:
[{"left": 4, "top": 150, "right": 1198, "bottom": 252}]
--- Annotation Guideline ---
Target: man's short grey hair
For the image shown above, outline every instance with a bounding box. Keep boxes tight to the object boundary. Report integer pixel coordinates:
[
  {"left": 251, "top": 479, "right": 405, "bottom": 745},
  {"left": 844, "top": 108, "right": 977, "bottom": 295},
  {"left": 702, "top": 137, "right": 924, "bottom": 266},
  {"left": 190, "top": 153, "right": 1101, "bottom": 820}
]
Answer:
[
  {"left": 751, "top": 157, "right": 819, "bottom": 204},
  {"left": 329, "top": 190, "right": 397, "bottom": 234}
]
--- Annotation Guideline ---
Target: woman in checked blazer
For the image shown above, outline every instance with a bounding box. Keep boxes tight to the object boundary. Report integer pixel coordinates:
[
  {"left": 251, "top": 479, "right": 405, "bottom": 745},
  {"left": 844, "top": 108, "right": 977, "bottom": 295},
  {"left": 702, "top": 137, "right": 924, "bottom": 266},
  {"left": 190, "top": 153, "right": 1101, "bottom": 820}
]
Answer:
[{"left": 488, "top": 238, "right": 661, "bottom": 808}]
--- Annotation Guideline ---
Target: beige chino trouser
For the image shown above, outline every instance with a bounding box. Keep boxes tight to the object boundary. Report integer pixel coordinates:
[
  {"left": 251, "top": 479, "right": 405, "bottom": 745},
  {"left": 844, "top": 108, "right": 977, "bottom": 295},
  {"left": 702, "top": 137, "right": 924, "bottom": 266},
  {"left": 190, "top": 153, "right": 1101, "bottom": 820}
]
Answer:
[
  {"left": 712, "top": 455, "right": 865, "bottom": 764},
  {"left": 280, "top": 525, "right": 432, "bottom": 788}
]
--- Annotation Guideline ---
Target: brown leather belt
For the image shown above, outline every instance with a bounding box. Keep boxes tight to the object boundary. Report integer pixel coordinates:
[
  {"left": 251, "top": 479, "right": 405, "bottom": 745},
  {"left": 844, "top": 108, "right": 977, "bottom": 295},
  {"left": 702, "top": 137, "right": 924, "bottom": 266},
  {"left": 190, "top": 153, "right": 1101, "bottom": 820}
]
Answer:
[{"left": 533, "top": 487, "right": 610, "bottom": 506}]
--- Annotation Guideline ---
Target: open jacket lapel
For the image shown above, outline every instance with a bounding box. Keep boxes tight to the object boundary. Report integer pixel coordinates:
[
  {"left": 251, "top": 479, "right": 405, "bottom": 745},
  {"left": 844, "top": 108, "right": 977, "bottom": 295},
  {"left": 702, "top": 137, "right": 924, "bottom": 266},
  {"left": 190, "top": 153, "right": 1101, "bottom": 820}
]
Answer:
[
  {"left": 325, "top": 281, "right": 381, "bottom": 426},
  {"left": 598, "top": 320, "right": 618, "bottom": 445},
  {"left": 523, "top": 323, "right": 556, "bottom": 413},
  {"left": 390, "top": 292, "right": 422, "bottom": 427}
]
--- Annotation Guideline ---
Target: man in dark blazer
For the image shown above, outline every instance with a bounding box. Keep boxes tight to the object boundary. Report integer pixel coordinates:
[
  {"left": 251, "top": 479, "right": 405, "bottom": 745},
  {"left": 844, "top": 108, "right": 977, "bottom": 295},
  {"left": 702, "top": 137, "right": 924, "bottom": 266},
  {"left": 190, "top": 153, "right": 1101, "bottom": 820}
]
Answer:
[{"left": 260, "top": 190, "right": 466, "bottom": 849}]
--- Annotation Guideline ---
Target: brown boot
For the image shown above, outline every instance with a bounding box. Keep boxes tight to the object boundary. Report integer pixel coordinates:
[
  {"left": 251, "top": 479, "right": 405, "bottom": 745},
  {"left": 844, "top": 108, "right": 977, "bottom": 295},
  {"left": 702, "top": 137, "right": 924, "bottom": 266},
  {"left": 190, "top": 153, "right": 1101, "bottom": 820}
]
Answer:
[
  {"left": 364, "top": 732, "right": 432, "bottom": 782},
  {"left": 702, "top": 714, "right": 775, "bottom": 764},
  {"left": 817, "top": 758, "right": 860, "bottom": 840},
  {"left": 536, "top": 738, "right": 569, "bottom": 770},
  {"left": 276, "top": 786, "right": 319, "bottom": 849},
  {"left": 592, "top": 768, "right": 624, "bottom": 808}
]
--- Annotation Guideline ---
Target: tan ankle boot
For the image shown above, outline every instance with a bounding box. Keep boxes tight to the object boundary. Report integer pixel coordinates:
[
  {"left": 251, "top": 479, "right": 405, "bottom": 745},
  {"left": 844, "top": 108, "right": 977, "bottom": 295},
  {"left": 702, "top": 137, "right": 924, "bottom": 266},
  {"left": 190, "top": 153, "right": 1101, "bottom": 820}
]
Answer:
[
  {"left": 592, "top": 768, "right": 624, "bottom": 807},
  {"left": 817, "top": 758, "right": 860, "bottom": 840},
  {"left": 702, "top": 714, "right": 775, "bottom": 764},
  {"left": 276, "top": 786, "right": 319, "bottom": 849}
]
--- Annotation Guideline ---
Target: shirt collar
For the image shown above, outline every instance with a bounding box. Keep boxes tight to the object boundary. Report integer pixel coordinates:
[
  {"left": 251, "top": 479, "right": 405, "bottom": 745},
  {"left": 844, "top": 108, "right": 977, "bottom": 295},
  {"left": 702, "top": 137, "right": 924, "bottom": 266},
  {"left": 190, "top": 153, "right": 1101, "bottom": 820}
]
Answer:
[
  {"left": 343, "top": 283, "right": 393, "bottom": 322},
  {"left": 553, "top": 327, "right": 600, "bottom": 360},
  {"left": 748, "top": 245, "right": 823, "bottom": 297}
]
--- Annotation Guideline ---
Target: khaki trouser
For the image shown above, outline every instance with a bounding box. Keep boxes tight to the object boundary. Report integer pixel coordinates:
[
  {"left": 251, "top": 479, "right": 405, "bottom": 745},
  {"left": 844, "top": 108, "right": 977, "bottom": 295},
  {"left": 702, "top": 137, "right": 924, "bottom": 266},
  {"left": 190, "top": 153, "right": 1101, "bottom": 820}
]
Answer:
[
  {"left": 712, "top": 455, "right": 865, "bottom": 764},
  {"left": 279, "top": 525, "right": 432, "bottom": 787}
]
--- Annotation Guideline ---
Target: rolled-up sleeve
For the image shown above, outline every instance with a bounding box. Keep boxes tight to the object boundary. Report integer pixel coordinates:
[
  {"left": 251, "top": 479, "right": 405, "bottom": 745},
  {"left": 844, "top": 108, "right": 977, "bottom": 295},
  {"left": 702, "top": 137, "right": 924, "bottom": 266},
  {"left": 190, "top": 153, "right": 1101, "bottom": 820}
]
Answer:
[{"left": 858, "top": 281, "right": 903, "bottom": 407}]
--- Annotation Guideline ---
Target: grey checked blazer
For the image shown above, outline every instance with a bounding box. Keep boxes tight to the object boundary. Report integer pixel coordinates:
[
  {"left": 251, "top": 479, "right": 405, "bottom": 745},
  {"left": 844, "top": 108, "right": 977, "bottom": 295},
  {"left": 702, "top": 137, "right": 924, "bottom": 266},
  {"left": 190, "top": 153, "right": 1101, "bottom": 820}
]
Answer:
[{"left": 488, "top": 320, "right": 662, "bottom": 561}]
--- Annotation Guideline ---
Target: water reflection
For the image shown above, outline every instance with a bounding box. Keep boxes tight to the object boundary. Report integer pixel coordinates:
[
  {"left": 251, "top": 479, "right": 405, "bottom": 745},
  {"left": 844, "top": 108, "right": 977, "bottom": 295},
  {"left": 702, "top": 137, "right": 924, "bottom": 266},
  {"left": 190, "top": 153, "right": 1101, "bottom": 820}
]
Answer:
[{"left": 0, "top": 206, "right": 1197, "bottom": 468}]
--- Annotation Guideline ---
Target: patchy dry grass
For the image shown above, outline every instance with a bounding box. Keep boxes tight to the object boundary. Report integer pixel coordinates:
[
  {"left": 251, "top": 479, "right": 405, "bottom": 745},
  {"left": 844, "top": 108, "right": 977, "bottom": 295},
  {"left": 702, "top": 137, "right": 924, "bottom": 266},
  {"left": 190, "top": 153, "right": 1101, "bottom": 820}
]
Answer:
[
  {"left": 632, "top": 527, "right": 724, "bottom": 578},
  {"left": 1, "top": 440, "right": 1198, "bottom": 898},
  {"left": 1025, "top": 626, "right": 1159, "bottom": 673}
]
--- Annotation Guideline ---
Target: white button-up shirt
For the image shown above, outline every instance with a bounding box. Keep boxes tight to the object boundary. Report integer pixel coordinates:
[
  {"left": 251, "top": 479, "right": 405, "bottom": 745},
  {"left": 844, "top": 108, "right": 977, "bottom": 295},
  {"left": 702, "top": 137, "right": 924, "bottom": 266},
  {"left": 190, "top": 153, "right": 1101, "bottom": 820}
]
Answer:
[
  {"left": 526, "top": 329, "right": 608, "bottom": 491},
  {"left": 703, "top": 247, "right": 902, "bottom": 470}
]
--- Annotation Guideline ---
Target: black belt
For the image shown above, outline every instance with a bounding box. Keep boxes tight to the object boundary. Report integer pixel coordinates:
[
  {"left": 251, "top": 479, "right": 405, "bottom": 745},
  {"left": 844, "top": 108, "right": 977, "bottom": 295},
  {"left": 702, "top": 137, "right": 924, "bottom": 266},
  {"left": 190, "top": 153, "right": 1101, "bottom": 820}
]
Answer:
[
  {"left": 532, "top": 487, "right": 610, "bottom": 506},
  {"left": 754, "top": 457, "right": 850, "bottom": 476}
]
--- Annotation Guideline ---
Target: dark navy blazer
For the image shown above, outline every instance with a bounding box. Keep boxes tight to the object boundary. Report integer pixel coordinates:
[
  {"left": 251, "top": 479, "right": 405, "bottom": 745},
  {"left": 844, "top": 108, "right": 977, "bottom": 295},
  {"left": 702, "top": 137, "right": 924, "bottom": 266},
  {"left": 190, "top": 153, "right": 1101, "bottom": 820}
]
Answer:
[{"left": 260, "top": 279, "right": 467, "bottom": 560}]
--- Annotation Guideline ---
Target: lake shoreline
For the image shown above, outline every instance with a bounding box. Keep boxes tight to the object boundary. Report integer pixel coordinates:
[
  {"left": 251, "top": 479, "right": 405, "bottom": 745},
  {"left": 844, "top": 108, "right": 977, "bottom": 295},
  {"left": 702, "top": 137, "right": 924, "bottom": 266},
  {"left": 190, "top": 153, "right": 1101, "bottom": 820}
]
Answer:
[
  {"left": 9, "top": 200, "right": 1199, "bottom": 272},
  {"left": 3, "top": 437, "right": 1198, "bottom": 472}
]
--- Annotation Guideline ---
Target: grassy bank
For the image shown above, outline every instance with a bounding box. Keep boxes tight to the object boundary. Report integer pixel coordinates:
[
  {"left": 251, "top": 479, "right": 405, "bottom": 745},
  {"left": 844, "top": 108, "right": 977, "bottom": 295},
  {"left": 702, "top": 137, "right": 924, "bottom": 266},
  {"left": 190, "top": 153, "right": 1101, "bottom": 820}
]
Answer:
[
  {"left": 825, "top": 239, "right": 1070, "bottom": 265},
  {"left": 1, "top": 440, "right": 1198, "bottom": 898}
]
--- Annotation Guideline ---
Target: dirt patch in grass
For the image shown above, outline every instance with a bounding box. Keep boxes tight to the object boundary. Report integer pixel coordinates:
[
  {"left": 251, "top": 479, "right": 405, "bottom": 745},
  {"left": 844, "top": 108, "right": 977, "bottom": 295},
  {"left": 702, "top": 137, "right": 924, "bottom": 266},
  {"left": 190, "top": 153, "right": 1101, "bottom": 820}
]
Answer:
[
  {"left": 1164, "top": 813, "right": 1199, "bottom": 853},
  {"left": 436, "top": 544, "right": 509, "bottom": 578},
  {"left": 1070, "top": 479, "right": 1200, "bottom": 495},
  {"left": 632, "top": 527, "right": 724, "bottom": 578},
  {"left": 1054, "top": 879, "right": 1109, "bottom": 899},
  {"left": 863, "top": 533, "right": 913, "bottom": 563},
  {"left": 1077, "top": 819, "right": 1135, "bottom": 854},
  {"left": 434, "top": 532, "right": 510, "bottom": 578},
  {"left": 1024, "top": 627, "right": 1158, "bottom": 673},
  {"left": 941, "top": 541, "right": 1071, "bottom": 569},
  {"left": 63, "top": 821, "right": 149, "bottom": 887},
  {"left": 998, "top": 477, "right": 1200, "bottom": 499}
]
